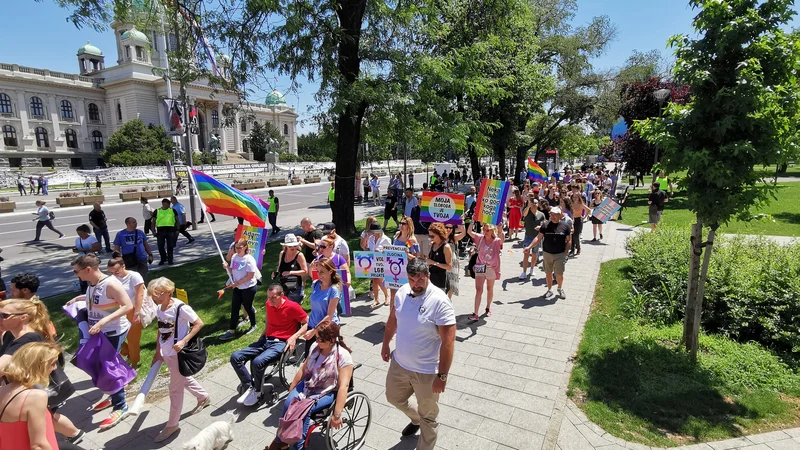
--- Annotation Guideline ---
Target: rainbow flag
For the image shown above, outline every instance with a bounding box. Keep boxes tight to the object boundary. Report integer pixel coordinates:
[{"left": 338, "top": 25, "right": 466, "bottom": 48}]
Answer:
[
  {"left": 420, "top": 191, "right": 465, "bottom": 225},
  {"left": 191, "top": 169, "right": 270, "bottom": 227},
  {"left": 473, "top": 179, "right": 511, "bottom": 225},
  {"left": 527, "top": 158, "right": 548, "bottom": 183}
]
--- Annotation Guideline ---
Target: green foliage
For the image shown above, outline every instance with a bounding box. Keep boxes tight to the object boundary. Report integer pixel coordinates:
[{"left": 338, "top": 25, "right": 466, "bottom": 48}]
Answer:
[
  {"left": 278, "top": 152, "right": 300, "bottom": 162},
  {"left": 102, "top": 120, "right": 172, "bottom": 166},
  {"left": 625, "top": 229, "right": 800, "bottom": 356},
  {"left": 248, "top": 122, "right": 268, "bottom": 162},
  {"left": 635, "top": 0, "right": 800, "bottom": 228},
  {"left": 297, "top": 132, "right": 336, "bottom": 161},
  {"left": 569, "top": 259, "right": 800, "bottom": 447},
  {"left": 192, "top": 152, "right": 216, "bottom": 165}
]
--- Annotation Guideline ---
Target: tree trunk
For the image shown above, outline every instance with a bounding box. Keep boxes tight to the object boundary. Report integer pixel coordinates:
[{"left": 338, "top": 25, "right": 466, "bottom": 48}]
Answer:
[
  {"left": 515, "top": 145, "right": 529, "bottom": 187},
  {"left": 468, "top": 142, "right": 480, "bottom": 182},
  {"left": 683, "top": 219, "right": 717, "bottom": 363},
  {"left": 497, "top": 144, "right": 507, "bottom": 180}
]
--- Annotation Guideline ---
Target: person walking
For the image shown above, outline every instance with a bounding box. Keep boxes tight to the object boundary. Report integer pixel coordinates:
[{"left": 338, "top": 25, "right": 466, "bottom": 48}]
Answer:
[
  {"left": 467, "top": 222, "right": 504, "bottom": 320},
  {"left": 198, "top": 208, "right": 215, "bottom": 224},
  {"left": 72, "top": 225, "right": 100, "bottom": 294},
  {"left": 153, "top": 199, "right": 179, "bottom": 265},
  {"left": 383, "top": 189, "right": 399, "bottom": 230},
  {"left": 407, "top": 172, "right": 414, "bottom": 190},
  {"left": 89, "top": 203, "right": 113, "bottom": 253},
  {"left": 525, "top": 206, "right": 571, "bottom": 299},
  {"left": 381, "top": 259, "right": 455, "bottom": 450},
  {"left": 140, "top": 198, "right": 153, "bottom": 235},
  {"left": 41, "top": 177, "right": 48, "bottom": 196},
  {"left": 588, "top": 190, "right": 605, "bottom": 241},
  {"left": 95, "top": 175, "right": 102, "bottom": 190},
  {"left": 16, "top": 175, "right": 26, "bottom": 196},
  {"left": 267, "top": 190, "right": 280, "bottom": 236},
  {"left": 520, "top": 196, "right": 545, "bottom": 279},
  {"left": 36, "top": 176, "right": 43, "bottom": 195},
  {"left": 149, "top": 277, "right": 210, "bottom": 442},
  {"left": 32, "top": 201, "right": 63, "bottom": 242},
  {"left": 220, "top": 237, "right": 259, "bottom": 341},
  {"left": 507, "top": 188, "right": 524, "bottom": 240},
  {"left": 107, "top": 256, "right": 146, "bottom": 368},
  {"left": 29, "top": 176, "right": 36, "bottom": 195},
  {"left": 370, "top": 174, "right": 381, "bottom": 206},
  {"left": 170, "top": 196, "right": 195, "bottom": 244},
  {"left": 648, "top": 181, "right": 669, "bottom": 231},
  {"left": 328, "top": 181, "right": 336, "bottom": 221},
  {"left": 68, "top": 253, "right": 133, "bottom": 430},
  {"left": 426, "top": 223, "right": 453, "bottom": 293},
  {"left": 366, "top": 223, "right": 391, "bottom": 308},
  {"left": 112, "top": 217, "right": 153, "bottom": 279}
]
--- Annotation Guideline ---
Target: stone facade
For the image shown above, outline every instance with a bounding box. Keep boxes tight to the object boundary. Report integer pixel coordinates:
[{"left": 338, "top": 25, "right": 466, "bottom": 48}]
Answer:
[{"left": 0, "top": 20, "right": 298, "bottom": 169}]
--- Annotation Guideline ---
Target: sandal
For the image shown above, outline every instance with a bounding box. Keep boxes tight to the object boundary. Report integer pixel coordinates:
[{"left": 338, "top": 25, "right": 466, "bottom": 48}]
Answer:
[
  {"left": 370, "top": 301, "right": 381, "bottom": 308},
  {"left": 468, "top": 313, "right": 480, "bottom": 321},
  {"left": 384, "top": 300, "right": 390, "bottom": 306},
  {"left": 485, "top": 308, "right": 492, "bottom": 317}
]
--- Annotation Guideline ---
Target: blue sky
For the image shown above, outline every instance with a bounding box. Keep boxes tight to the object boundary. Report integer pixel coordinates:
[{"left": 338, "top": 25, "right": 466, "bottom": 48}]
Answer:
[{"left": 0, "top": 0, "right": 718, "bottom": 133}]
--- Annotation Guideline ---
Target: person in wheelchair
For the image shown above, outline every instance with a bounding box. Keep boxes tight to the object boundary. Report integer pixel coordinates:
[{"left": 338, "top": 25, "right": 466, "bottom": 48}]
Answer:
[
  {"left": 267, "top": 319, "right": 353, "bottom": 450},
  {"left": 230, "top": 284, "right": 308, "bottom": 407}
]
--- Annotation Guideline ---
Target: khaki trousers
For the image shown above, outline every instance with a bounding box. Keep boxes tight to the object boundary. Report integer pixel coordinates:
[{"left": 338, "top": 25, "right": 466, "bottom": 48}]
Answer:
[{"left": 385, "top": 358, "right": 440, "bottom": 450}]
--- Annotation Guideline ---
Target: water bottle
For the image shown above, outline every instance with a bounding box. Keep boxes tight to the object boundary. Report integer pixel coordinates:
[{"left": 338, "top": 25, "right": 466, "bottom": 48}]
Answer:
[{"left": 72, "top": 281, "right": 80, "bottom": 293}]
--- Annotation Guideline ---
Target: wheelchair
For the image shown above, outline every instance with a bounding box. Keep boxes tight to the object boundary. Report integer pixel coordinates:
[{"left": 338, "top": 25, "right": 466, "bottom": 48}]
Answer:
[
  {"left": 305, "top": 363, "right": 372, "bottom": 450},
  {"left": 236, "top": 339, "right": 309, "bottom": 407}
]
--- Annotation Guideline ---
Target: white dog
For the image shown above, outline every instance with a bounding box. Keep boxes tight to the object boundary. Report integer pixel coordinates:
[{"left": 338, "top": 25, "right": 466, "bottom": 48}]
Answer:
[{"left": 181, "top": 411, "right": 237, "bottom": 450}]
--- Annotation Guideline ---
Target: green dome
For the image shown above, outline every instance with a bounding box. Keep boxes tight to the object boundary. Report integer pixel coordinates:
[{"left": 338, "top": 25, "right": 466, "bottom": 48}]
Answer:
[
  {"left": 77, "top": 41, "right": 103, "bottom": 56},
  {"left": 121, "top": 27, "right": 149, "bottom": 42},
  {"left": 265, "top": 89, "right": 287, "bottom": 106}
]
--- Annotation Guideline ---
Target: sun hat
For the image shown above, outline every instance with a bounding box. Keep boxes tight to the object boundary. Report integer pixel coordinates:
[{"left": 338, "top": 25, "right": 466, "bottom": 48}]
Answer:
[{"left": 281, "top": 234, "right": 301, "bottom": 247}]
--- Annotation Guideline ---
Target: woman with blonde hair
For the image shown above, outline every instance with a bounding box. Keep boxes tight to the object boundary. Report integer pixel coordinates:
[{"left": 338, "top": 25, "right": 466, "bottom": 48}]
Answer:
[
  {"left": 221, "top": 237, "right": 259, "bottom": 341},
  {"left": 149, "top": 277, "right": 210, "bottom": 442},
  {"left": 467, "top": 222, "right": 504, "bottom": 320},
  {"left": 0, "top": 341, "right": 61, "bottom": 450}
]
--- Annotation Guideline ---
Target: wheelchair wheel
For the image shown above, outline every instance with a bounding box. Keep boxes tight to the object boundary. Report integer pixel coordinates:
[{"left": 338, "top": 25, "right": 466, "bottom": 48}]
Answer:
[
  {"left": 325, "top": 391, "right": 371, "bottom": 450},
  {"left": 278, "top": 339, "right": 307, "bottom": 389}
]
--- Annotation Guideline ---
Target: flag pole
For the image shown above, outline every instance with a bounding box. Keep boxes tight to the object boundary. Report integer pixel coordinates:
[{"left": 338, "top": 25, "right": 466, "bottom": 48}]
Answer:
[{"left": 188, "top": 167, "right": 232, "bottom": 283}]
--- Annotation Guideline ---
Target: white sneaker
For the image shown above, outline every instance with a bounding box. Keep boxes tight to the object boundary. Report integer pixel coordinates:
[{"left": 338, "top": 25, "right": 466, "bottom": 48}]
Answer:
[
  {"left": 242, "top": 387, "right": 260, "bottom": 407},
  {"left": 558, "top": 288, "right": 566, "bottom": 299},
  {"left": 544, "top": 290, "right": 554, "bottom": 299},
  {"left": 236, "top": 386, "right": 254, "bottom": 404},
  {"left": 519, "top": 271, "right": 527, "bottom": 280}
]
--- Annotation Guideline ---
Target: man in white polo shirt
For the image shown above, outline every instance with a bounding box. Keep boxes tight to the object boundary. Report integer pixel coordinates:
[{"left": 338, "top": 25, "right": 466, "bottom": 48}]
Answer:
[{"left": 381, "top": 258, "right": 456, "bottom": 450}]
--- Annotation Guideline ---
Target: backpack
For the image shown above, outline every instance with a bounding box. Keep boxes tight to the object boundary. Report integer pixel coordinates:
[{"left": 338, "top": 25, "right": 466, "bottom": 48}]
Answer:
[{"left": 277, "top": 397, "right": 318, "bottom": 444}]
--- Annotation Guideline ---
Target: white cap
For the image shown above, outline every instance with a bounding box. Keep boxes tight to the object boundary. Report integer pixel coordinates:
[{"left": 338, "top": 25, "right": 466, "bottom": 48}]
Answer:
[{"left": 550, "top": 206, "right": 562, "bottom": 215}]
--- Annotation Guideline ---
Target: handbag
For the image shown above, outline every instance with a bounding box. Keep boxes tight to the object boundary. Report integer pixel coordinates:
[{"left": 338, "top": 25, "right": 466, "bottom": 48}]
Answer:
[
  {"left": 46, "top": 353, "right": 75, "bottom": 409},
  {"left": 174, "top": 303, "right": 207, "bottom": 377},
  {"left": 138, "top": 296, "right": 157, "bottom": 328},
  {"left": 277, "top": 396, "right": 318, "bottom": 444},
  {"left": 466, "top": 253, "right": 478, "bottom": 279}
]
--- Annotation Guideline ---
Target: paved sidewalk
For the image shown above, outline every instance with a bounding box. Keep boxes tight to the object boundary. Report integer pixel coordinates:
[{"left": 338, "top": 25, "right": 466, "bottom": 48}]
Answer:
[{"left": 55, "top": 221, "right": 800, "bottom": 450}]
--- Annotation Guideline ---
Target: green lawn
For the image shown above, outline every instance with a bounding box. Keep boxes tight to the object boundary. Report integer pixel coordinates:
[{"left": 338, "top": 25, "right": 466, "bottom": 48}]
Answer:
[
  {"left": 568, "top": 259, "right": 800, "bottom": 447},
  {"left": 618, "top": 183, "right": 800, "bottom": 236},
  {"left": 754, "top": 164, "right": 800, "bottom": 178},
  {"left": 43, "top": 221, "right": 375, "bottom": 381}
]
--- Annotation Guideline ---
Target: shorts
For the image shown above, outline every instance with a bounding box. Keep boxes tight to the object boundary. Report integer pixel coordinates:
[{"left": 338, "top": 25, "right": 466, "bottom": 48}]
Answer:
[
  {"left": 543, "top": 252, "right": 566, "bottom": 276},
  {"left": 522, "top": 235, "right": 535, "bottom": 247},
  {"left": 475, "top": 266, "right": 497, "bottom": 281},
  {"left": 649, "top": 208, "right": 662, "bottom": 224}
]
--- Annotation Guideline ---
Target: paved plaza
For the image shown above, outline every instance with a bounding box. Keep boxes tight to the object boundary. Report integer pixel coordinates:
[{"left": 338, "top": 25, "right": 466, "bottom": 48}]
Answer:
[{"left": 53, "top": 220, "right": 800, "bottom": 450}]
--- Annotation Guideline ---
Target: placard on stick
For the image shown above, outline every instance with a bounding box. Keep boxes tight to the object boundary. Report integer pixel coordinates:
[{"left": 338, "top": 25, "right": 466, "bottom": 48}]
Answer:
[
  {"left": 382, "top": 245, "right": 408, "bottom": 289},
  {"left": 473, "top": 179, "right": 511, "bottom": 225},
  {"left": 420, "top": 192, "right": 465, "bottom": 225}
]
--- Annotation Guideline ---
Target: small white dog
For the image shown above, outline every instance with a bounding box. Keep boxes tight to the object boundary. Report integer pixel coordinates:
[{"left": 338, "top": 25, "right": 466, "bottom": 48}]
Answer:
[{"left": 181, "top": 411, "right": 237, "bottom": 450}]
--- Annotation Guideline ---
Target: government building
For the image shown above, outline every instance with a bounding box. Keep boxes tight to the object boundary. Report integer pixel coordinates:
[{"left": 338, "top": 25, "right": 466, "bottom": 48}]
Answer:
[{"left": 0, "top": 19, "right": 298, "bottom": 169}]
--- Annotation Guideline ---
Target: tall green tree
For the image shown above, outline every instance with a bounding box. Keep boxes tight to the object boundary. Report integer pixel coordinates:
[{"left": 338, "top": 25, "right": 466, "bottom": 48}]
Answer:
[
  {"left": 635, "top": 0, "right": 800, "bottom": 361},
  {"left": 103, "top": 119, "right": 172, "bottom": 166},
  {"left": 248, "top": 122, "right": 269, "bottom": 161}
]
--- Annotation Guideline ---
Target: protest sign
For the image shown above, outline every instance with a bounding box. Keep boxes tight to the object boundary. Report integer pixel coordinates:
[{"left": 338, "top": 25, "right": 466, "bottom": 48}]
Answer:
[
  {"left": 353, "top": 251, "right": 381, "bottom": 278},
  {"left": 591, "top": 198, "right": 622, "bottom": 223},
  {"left": 473, "top": 179, "right": 511, "bottom": 225},
  {"left": 420, "top": 192, "right": 465, "bottom": 224},
  {"left": 234, "top": 225, "right": 268, "bottom": 268},
  {"left": 383, "top": 245, "right": 408, "bottom": 289}
]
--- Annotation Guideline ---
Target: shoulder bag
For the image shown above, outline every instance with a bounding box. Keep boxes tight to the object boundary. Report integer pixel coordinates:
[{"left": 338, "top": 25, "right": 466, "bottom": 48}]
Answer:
[
  {"left": 122, "top": 231, "right": 141, "bottom": 268},
  {"left": 47, "top": 352, "right": 75, "bottom": 409},
  {"left": 174, "top": 303, "right": 207, "bottom": 377}
]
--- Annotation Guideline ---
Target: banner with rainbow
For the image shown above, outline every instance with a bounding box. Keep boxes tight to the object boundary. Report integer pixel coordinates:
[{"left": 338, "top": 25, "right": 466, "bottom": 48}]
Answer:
[
  {"left": 527, "top": 158, "right": 548, "bottom": 183},
  {"left": 420, "top": 191, "right": 465, "bottom": 225},
  {"left": 474, "top": 179, "right": 511, "bottom": 225}
]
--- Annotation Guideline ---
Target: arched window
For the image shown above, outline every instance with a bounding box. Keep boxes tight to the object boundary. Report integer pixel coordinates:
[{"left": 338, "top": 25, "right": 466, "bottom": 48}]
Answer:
[
  {"left": 65, "top": 129, "right": 78, "bottom": 149},
  {"left": 0, "top": 94, "right": 11, "bottom": 114},
  {"left": 88, "top": 103, "right": 100, "bottom": 122},
  {"left": 211, "top": 109, "right": 219, "bottom": 127},
  {"left": 30, "top": 97, "right": 44, "bottom": 117},
  {"left": 92, "top": 130, "right": 104, "bottom": 150},
  {"left": 35, "top": 127, "right": 49, "bottom": 148},
  {"left": 116, "top": 102, "right": 122, "bottom": 121},
  {"left": 3, "top": 125, "right": 17, "bottom": 147},
  {"left": 283, "top": 124, "right": 289, "bottom": 135},
  {"left": 60, "top": 100, "right": 74, "bottom": 119},
  {"left": 240, "top": 120, "right": 246, "bottom": 132}
]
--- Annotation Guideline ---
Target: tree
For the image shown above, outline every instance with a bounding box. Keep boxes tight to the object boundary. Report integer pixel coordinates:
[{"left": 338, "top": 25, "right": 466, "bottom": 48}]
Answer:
[
  {"left": 635, "top": 0, "right": 800, "bottom": 362},
  {"left": 248, "top": 122, "right": 269, "bottom": 161},
  {"left": 102, "top": 119, "right": 171, "bottom": 166},
  {"left": 297, "top": 132, "right": 336, "bottom": 161}
]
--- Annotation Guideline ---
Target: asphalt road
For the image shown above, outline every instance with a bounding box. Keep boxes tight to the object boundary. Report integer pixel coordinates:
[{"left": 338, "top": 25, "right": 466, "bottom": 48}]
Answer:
[{"left": 0, "top": 177, "right": 395, "bottom": 298}]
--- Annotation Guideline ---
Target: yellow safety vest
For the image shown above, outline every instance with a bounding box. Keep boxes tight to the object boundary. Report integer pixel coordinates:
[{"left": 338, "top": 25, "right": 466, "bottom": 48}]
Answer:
[
  {"left": 155, "top": 208, "right": 176, "bottom": 227},
  {"left": 328, "top": 188, "right": 335, "bottom": 201}
]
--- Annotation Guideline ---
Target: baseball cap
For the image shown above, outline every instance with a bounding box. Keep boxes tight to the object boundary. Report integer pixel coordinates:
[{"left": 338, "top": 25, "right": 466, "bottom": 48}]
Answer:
[
  {"left": 550, "top": 206, "right": 562, "bottom": 215},
  {"left": 317, "top": 222, "right": 336, "bottom": 233}
]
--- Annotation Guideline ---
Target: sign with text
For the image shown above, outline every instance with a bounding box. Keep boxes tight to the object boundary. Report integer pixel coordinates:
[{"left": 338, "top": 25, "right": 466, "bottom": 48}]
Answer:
[
  {"left": 473, "top": 179, "right": 511, "bottom": 225},
  {"left": 591, "top": 198, "right": 622, "bottom": 224},
  {"left": 233, "top": 225, "right": 268, "bottom": 268},
  {"left": 382, "top": 245, "right": 408, "bottom": 290},
  {"left": 420, "top": 191, "right": 465, "bottom": 225}
]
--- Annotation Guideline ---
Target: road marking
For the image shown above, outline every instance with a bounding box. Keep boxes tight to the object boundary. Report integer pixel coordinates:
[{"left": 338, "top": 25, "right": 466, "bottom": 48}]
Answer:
[
  {"left": 0, "top": 219, "right": 117, "bottom": 236},
  {"left": 281, "top": 202, "right": 302, "bottom": 207},
  {"left": 1, "top": 214, "right": 89, "bottom": 226}
]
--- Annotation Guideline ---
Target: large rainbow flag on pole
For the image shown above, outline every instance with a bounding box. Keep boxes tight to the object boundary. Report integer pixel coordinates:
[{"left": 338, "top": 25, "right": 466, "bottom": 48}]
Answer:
[
  {"left": 190, "top": 169, "right": 270, "bottom": 227},
  {"left": 527, "top": 158, "right": 548, "bottom": 183}
]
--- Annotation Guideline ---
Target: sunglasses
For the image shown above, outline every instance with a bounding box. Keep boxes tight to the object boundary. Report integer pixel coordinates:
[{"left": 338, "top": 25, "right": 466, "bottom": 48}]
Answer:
[
  {"left": 0, "top": 312, "right": 24, "bottom": 320},
  {"left": 72, "top": 267, "right": 86, "bottom": 274},
  {"left": 400, "top": 223, "right": 408, "bottom": 226},
  {"left": 318, "top": 245, "right": 328, "bottom": 249},
  {"left": 235, "top": 246, "right": 247, "bottom": 250}
]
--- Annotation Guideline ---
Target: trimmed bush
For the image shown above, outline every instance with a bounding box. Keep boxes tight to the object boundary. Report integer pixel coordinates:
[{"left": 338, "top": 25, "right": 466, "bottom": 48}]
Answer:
[{"left": 625, "top": 229, "right": 800, "bottom": 356}]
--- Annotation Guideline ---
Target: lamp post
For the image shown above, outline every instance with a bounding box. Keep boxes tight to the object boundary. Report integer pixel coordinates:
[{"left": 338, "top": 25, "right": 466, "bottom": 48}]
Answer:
[{"left": 652, "top": 88, "right": 671, "bottom": 173}]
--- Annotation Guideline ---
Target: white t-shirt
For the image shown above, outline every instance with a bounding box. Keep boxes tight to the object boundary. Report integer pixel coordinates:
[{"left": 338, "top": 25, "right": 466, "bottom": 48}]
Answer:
[
  {"left": 230, "top": 253, "right": 258, "bottom": 289},
  {"left": 86, "top": 276, "right": 131, "bottom": 336},
  {"left": 75, "top": 235, "right": 98, "bottom": 256},
  {"left": 142, "top": 203, "right": 153, "bottom": 221},
  {"left": 369, "top": 234, "right": 391, "bottom": 252},
  {"left": 305, "top": 342, "right": 354, "bottom": 373},
  {"left": 115, "top": 271, "right": 144, "bottom": 303},
  {"left": 333, "top": 236, "right": 350, "bottom": 261},
  {"left": 156, "top": 300, "right": 199, "bottom": 357},
  {"left": 360, "top": 231, "right": 376, "bottom": 250},
  {"left": 392, "top": 283, "right": 456, "bottom": 374}
]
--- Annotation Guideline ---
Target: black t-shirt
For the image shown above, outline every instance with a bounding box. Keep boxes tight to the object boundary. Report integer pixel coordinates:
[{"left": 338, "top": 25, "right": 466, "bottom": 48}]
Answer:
[
  {"left": 384, "top": 195, "right": 397, "bottom": 212},
  {"left": 411, "top": 206, "right": 429, "bottom": 235},
  {"left": 0, "top": 332, "right": 44, "bottom": 357},
  {"left": 89, "top": 209, "right": 107, "bottom": 229},
  {"left": 538, "top": 220, "right": 572, "bottom": 255},
  {"left": 649, "top": 190, "right": 668, "bottom": 211},
  {"left": 302, "top": 229, "right": 323, "bottom": 262}
]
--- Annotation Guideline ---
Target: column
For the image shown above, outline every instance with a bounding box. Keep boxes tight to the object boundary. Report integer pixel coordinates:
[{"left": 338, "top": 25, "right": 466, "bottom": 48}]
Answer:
[
  {"left": 233, "top": 111, "right": 241, "bottom": 153},
  {"left": 16, "top": 91, "right": 30, "bottom": 138},
  {"left": 291, "top": 122, "right": 298, "bottom": 155},
  {"left": 156, "top": 96, "right": 166, "bottom": 130},
  {"left": 48, "top": 95, "right": 61, "bottom": 143},
  {"left": 217, "top": 101, "right": 228, "bottom": 152},
  {"left": 77, "top": 99, "right": 88, "bottom": 150}
]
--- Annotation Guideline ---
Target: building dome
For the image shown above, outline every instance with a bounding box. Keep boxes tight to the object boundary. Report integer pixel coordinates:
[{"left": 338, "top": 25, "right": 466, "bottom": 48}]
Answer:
[
  {"left": 265, "top": 89, "right": 287, "bottom": 106},
  {"left": 77, "top": 41, "right": 103, "bottom": 56},
  {"left": 121, "top": 27, "right": 149, "bottom": 43}
]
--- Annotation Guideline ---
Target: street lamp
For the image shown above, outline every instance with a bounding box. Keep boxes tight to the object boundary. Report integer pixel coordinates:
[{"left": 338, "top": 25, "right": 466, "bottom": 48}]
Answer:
[{"left": 652, "top": 88, "right": 671, "bottom": 171}]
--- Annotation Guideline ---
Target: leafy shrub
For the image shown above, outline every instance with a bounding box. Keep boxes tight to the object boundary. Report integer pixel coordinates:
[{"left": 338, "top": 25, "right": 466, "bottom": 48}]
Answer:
[
  {"left": 0, "top": 196, "right": 10, "bottom": 202},
  {"left": 157, "top": 184, "right": 169, "bottom": 189},
  {"left": 141, "top": 186, "right": 150, "bottom": 192},
  {"left": 625, "top": 229, "right": 800, "bottom": 356},
  {"left": 59, "top": 192, "right": 81, "bottom": 198},
  {"left": 122, "top": 188, "right": 138, "bottom": 193}
]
